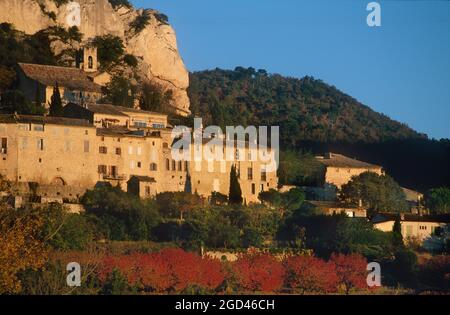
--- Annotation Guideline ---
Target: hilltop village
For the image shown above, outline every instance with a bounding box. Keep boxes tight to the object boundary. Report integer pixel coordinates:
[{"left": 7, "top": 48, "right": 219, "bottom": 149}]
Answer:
[{"left": 0, "top": 44, "right": 448, "bottom": 248}]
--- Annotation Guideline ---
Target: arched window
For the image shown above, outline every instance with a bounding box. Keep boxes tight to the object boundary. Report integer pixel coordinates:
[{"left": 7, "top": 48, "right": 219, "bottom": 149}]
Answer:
[
  {"left": 88, "top": 56, "right": 93, "bottom": 69},
  {"left": 172, "top": 160, "right": 176, "bottom": 171}
]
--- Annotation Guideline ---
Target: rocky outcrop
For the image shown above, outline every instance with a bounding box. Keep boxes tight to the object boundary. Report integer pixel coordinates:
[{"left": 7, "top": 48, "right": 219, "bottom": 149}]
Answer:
[{"left": 0, "top": 0, "right": 190, "bottom": 114}]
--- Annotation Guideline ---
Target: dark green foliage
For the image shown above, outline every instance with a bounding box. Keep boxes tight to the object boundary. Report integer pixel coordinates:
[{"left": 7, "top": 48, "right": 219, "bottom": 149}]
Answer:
[
  {"left": 123, "top": 54, "right": 138, "bottom": 68},
  {"left": 101, "top": 269, "right": 134, "bottom": 295},
  {"left": 39, "top": 203, "right": 95, "bottom": 251},
  {"left": 229, "top": 165, "right": 243, "bottom": 205},
  {"left": 81, "top": 186, "right": 161, "bottom": 241},
  {"left": 384, "top": 248, "right": 418, "bottom": 288},
  {"left": 108, "top": 0, "right": 132, "bottom": 8},
  {"left": 210, "top": 192, "right": 228, "bottom": 205},
  {"left": 0, "top": 23, "right": 56, "bottom": 67},
  {"left": 425, "top": 187, "right": 450, "bottom": 214},
  {"left": 189, "top": 67, "right": 424, "bottom": 145},
  {"left": 278, "top": 214, "right": 394, "bottom": 261},
  {"left": 278, "top": 151, "right": 325, "bottom": 186},
  {"left": 392, "top": 215, "right": 404, "bottom": 247},
  {"left": 259, "top": 188, "right": 305, "bottom": 217},
  {"left": 130, "top": 10, "right": 151, "bottom": 34},
  {"left": 0, "top": 90, "right": 46, "bottom": 115},
  {"left": 154, "top": 13, "right": 169, "bottom": 25},
  {"left": 0, "top": 65, "right": 16, "bottom": 92},
  {"left": 49, "top": 83, "right": 63, "bottom": 116},
  {"left": 340, "top": 172, "right": 408, "bottom": 216},
  {"left": 92, "top": 35, "right": 125, "bottom": 70},
  {"left": 139, "top": 81, "right": 174, "bottom": 113},
  {"left": 105, "top": 76, "right": 136, "bottom": 108}
]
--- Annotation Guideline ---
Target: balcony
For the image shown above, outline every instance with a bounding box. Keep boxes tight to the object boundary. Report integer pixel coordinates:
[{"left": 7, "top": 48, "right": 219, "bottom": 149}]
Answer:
[{"left": 102, "top": 174, "right": 127, "bottom": 181}]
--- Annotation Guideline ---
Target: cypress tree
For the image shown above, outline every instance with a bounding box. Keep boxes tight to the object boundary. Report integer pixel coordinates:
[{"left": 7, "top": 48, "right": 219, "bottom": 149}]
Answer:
[
  {"left": 392, "top": 215, "right": 404, "bottom": 247},
  {"left": 229, "top": 164, "right": 243, "bottom": 205},
  {"left": 49, "top": 82, "right": 63, "bottom": 117}
]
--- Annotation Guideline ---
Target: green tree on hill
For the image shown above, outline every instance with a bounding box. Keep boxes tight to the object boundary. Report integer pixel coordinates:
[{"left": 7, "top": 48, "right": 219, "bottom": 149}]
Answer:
[
  {"left": 49, "top": 83, "right": 63, "bottom": 117},
  {"left": 229, "top": 165, "right": 243, "bottom": 205},
  {"left": 425, "top": 187, "right": 450, "bottom": 214},
  {"left": 340, "top": 172, "right": 408, "bottom": 216}
]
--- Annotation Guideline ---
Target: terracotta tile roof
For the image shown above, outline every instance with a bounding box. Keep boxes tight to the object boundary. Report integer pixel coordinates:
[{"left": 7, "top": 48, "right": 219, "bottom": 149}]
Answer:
[
  {"left": 18, "top": 63, "right": 103, "bottom": 93},
  {"left": 372, "top": 212, "right": 450, "bottom": 224},
  {"left": 83, "top": 103, "right": 167, "bottom": 118},
  {"left": 84, "top": 104, "right": 128, "bottom": 117},
  {"left": 317, "top": 153, "right": 381, "bottom": 169},
  {"left": 0, "top": 114, "right": 93, "bottom": 127}
]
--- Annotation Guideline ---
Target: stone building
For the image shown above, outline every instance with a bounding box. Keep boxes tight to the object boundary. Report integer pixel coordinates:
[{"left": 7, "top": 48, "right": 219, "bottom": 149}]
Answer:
[
  {"left": 15, "top": 46, "right": 106, "bottom": 108},
  {"left": 316, "top": 152, "right": 384, "bottom": 189},
  {"left": 0, "top": 104, "right": 278, "bottom": 204},
  {"left": 372, "top": 212, "right": 450, "bottom": 244}
]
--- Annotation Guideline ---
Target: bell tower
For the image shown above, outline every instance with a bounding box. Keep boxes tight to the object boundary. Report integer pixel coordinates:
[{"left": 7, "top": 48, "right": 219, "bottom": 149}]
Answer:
[{"left": 77, "top": 45, "right": 98, "bottom": 72}]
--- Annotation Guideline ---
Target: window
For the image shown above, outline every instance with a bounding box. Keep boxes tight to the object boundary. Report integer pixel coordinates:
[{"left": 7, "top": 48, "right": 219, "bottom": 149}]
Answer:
[
  {"left": 145, "top": 186, "right": 151, "bottom": 196},
  {"left": 247, "top": 167, "right": 253, "bottom": 180},
  {"left": 134, "top": 121, "right": 147, "bottom": 128},
  {"left": 88, "top": 56, "right": 93, "bottom": 69},
  {"left": 251, "top": 183, "right": 256, "bottom": 195},
  {"left": 18, "top": 124, "right": 29, "bottom": 131},
  {"left": 261, "top": 184, "right": 264, "bottom": 192},
  {"left": 33, "top": 124, "right": 44, "bottom": 132},
  {"left": 99, "top": 146, "right": 107, "bottom": 154},
  {"left": 1, "top": 138, "right": 7, "bottom": 154},
  {"left": 166, "top": 159, "right": 170, "bottom": 171},
  {"left": 185, "top": 161, "right": 189, "bottom": 171},
  {"left": 163, "top": 142, "right": 169, "bottom": 149},
  {"left": 130, "top": 161, "right": 135, "bottom": 169},
  {"left": 137, "top": 147, "right": 142, "bottom": 155},
  {"left": 150, "top": 163, "right": 158, "bottom": 171},
  {"left": 110, "top": 166, "right": 118, "bottom": 176},
  {"left": 178, "top": 161, "right": 182, "bottom": 171},
  {"left": 84, "top": 140, "right": 90, "bottom": 153},
  {"left": 172, "top": 160, "right": 176, "bottom": 171},
  {"left": 152, "top": 123, "right": 165, "bottom": 129},
  {"left": 137, "top": 162, "right": 142, "bottom": 168},
  {"left": 85, "top": 130, "right": 89, "bottom": 135},
  {"left": 128, "top": 146, "right": 133, "bottom": 155},
  {"left": 37, "top": 139, "right": 44, "bottom": 151},
  {"left": 98, "top": 165, "right": 107, "bottom": 174},
  {"left": 261, "top": 169, "right": 267, "bottom": 181},
  {"left": 115, "top": 148, "right": 121, "bottom": 155}
]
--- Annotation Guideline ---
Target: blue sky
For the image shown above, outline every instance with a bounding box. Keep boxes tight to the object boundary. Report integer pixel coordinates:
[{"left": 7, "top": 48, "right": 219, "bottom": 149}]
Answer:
[{"left": 132, "top": 0, "right": 450, "bottom": 139}]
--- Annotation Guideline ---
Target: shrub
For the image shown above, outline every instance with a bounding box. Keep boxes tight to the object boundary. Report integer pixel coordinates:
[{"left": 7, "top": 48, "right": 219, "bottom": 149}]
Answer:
[
  {"left": 232, "top": 251, "right": 285, "bottom": 293},
  {"left": 419, "top": 256, "right": 450, "bottom": 290},
  {"left": 330, "top": 253, "right": 368, "bottom": 294},
  {"left": 284, "top": 255, "right": 338, "bottom": 294},
  {"left": 97, "top": 249, "right": 225, "bottom": 293},
  {"left": 130, "top": 10, "right": 151, "bottom": 34},
  {"left": 123, "top": 54, "right": 138, "bottom": 67}
]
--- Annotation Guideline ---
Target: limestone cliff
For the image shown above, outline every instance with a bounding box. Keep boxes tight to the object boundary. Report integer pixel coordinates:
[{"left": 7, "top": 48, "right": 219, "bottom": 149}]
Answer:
[{"left": 0, "top": 0, "right": 190, "bottom": 114}]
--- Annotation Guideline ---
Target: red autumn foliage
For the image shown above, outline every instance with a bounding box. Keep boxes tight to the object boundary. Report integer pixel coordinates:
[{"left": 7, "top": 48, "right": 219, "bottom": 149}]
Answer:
[
  {"left": 97, "top": 249, "right": 225, "bottom": 293},
  {"left": 284, "top": 255, "right": 338, "bottom": 294},
  {"left": 232, "top": 252, "right": 285, "bottom": 293},
  {"left": 329, "top": 253, "right": 368, "bottom": 294}
]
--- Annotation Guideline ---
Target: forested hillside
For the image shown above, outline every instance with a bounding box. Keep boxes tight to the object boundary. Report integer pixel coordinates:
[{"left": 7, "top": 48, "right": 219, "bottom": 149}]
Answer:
[
  {"left": 189, "top": 67, "right": 426, "bottom": 145},
  {"left": 189, "top": 67, "right": 450, "bottom": 191}
]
